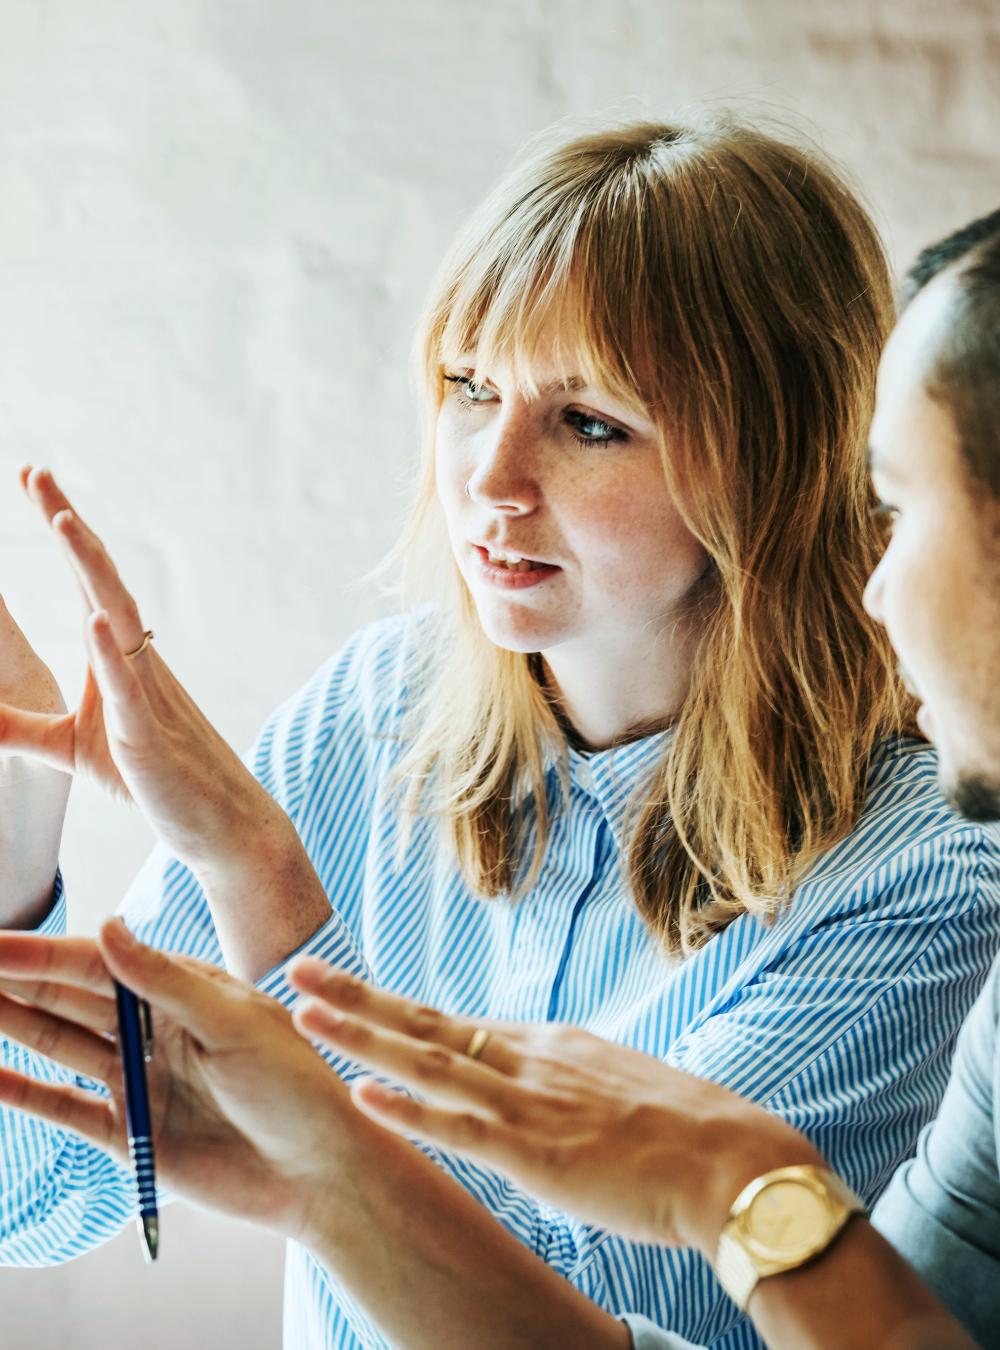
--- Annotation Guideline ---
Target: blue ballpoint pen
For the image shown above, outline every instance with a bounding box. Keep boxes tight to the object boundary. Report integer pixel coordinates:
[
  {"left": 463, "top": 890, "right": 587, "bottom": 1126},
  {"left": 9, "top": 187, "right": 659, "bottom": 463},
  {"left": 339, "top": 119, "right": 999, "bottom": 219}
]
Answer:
[{"left": 114, "top": 980, "right": 159, "bottom": 1262}]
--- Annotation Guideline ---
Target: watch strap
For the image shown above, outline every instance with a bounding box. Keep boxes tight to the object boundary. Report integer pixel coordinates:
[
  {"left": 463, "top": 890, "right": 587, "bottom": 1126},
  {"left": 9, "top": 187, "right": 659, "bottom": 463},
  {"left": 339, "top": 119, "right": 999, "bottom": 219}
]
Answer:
[{"left": 714, "top": 1165, "right": 864, "bottom": 1312}]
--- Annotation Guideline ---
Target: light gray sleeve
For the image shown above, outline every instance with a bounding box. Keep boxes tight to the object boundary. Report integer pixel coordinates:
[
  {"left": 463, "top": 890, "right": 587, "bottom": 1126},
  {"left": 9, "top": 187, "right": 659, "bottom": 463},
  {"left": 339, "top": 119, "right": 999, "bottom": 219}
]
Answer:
[
  {"left": 872, "top": 956, "right": 1000, "bottom": 1350},
  {"left": 619, "top": 1314, "right": 704, "bottom": 1348}
]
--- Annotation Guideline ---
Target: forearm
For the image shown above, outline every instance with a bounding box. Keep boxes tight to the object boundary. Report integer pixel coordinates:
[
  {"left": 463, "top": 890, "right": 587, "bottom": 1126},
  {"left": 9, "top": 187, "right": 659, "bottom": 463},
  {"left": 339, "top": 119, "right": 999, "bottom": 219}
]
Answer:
[
  {"left": 0, "top": 760, "right": 68, "bottom": 930},
  {"left": 682, "top": 1129, "right": 975, "bottom": 1350},
  {"left": 308, "top": 1120, "right": 629, "bottom": 1350},
  {"left": 748, "top": 1218, "right": 975, "bottom": 1350},
  {"left": 193, "top": 811, "right": 333, "bottom": 984}
]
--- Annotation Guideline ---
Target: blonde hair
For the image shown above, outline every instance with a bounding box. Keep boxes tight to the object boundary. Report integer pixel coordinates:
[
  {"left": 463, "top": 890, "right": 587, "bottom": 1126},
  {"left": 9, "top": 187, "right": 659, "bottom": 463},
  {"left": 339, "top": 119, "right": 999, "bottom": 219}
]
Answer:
[{"left": 394, "top": 116, "right": 911, "bottom": 957}]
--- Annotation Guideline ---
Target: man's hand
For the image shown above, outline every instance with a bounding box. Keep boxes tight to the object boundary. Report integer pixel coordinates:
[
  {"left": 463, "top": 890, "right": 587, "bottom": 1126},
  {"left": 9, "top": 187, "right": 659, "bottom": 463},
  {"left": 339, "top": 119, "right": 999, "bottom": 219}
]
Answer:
[{"left": 287, "top": 964, "right": 822, "bottom": 1257}]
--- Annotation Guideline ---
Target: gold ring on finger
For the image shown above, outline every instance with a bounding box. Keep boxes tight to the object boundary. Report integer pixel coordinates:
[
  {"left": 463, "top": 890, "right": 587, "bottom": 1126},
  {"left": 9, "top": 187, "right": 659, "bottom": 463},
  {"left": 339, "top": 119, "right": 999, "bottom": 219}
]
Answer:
[
  {"left": 464, "top": 1026, "right": 491, "bottom": 1061},
  {"left": 125, "top": 630, "right": 155, "bottom": 659}
]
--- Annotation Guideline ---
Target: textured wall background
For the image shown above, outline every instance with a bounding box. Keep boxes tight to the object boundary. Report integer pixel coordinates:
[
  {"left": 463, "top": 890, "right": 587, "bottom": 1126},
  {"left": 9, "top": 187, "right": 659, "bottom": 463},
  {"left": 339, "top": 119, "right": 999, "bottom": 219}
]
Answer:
[{"left": 1, "top": 2, "right": 999, "bottom": 1346}]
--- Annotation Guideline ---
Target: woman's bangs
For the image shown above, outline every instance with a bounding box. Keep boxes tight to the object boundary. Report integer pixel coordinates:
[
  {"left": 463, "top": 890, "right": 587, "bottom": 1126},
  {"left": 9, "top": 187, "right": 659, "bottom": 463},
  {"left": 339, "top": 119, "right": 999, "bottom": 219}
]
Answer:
[{"left": 437, "top": 219, "right": 651, "bottom": 411}]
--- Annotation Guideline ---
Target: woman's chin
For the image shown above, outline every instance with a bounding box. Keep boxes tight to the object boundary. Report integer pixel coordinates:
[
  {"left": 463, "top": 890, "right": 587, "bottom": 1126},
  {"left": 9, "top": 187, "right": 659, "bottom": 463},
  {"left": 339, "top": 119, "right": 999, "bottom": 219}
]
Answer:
[{"left": 475, "top": 604, "right": 564, "bottom": 655}]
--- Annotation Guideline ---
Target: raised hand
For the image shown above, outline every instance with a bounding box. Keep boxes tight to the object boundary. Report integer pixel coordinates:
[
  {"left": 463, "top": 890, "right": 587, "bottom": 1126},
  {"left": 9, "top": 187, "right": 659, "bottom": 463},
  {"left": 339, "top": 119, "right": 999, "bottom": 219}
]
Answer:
[
  {"left": 0, "top": 468, "right": 331, "bottom": 977},
  {"left": 287, "top": 964, "right": 822, "bottom": 1257},
  {"left": 0, "top": 921, "right": 362, "bottom": 1243},
  {"left": 3, "top": 468, "right": 261, "bottom": 856}
]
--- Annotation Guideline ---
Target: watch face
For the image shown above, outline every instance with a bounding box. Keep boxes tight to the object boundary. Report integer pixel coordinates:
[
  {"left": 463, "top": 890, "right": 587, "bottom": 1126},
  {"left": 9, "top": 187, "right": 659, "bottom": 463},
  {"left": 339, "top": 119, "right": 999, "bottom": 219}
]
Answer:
[{"left": 744, "top": 1180, "right": 832, "bottom": 1259}]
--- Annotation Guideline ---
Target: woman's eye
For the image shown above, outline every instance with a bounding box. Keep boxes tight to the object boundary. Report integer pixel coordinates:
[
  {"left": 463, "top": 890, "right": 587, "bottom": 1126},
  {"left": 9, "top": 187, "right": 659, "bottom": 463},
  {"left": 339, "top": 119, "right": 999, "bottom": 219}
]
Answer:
[
  {"left": 871, "top": 502, "right": 900, "bottom": 535},
  {"left": 444, "top": 374, "right": 497, "bottom": 405},
  {"left": 565, "top": 410, "right": 628, "bottom": 446}
]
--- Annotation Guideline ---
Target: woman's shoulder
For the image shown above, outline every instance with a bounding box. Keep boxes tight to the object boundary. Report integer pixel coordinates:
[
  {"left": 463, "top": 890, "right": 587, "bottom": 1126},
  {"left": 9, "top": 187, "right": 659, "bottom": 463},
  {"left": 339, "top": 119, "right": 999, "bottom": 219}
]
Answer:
[
  {"left": 797, "top": 734, "right": 1000, "bottom": 919},
  {"left": 269, "top": 604, "right": 448, "bottom": 738},
  {"left": 860, "top": 735, "right": 1000, "bottom": 849}
]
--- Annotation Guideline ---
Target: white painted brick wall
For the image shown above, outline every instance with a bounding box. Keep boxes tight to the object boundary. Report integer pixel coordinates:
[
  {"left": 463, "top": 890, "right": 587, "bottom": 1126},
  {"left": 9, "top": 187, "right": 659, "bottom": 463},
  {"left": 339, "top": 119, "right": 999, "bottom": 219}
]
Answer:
[{"left": 1, "top": 2, "right": 998, "bottom": 1345}]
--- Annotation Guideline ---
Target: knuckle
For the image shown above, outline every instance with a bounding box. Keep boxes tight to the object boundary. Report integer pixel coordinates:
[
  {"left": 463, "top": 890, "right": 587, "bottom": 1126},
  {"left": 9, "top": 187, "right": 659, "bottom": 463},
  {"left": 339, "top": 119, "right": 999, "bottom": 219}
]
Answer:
[
  {"left": 497, "top": 1097, "right": 526, "bottom": 1127},
  {"left": 408, "top": 1004, "right": 443, "bottom": 1040},
  {"left": 331, "top": 977, "right": 367, "bottom": 1011},
  {"left": 415, "top": 1044, "right": 453, "bottom": 1082},
  {"left": 537, "top": 1138, "right": 569, "bottom": 1174},
  {"left": 33, "top": 1017, "right": 62, "bottom": 1062},
  {"left": 455, "top": 1111, "right": 488, "bottom": 1146}
]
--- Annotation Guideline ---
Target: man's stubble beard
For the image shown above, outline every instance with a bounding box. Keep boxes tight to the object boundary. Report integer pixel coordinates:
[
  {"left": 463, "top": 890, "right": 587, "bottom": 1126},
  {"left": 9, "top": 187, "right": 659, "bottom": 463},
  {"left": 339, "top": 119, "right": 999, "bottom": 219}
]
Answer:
[{"left": 946, "top": 771, "right": 1000, "bottom": 823}]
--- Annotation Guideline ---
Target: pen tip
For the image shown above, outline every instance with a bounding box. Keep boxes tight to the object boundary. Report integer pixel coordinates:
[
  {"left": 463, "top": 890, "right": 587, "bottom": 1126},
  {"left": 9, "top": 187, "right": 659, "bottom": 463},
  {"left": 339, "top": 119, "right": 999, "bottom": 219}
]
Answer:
[{"left": 141, "top": 1215, "right": 159, "bottom": 1264}]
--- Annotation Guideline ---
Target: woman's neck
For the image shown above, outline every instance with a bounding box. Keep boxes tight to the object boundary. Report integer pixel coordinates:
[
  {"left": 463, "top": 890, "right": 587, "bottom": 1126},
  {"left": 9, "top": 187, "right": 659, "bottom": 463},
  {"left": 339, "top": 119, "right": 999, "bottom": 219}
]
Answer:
[{"left": 539, "top": 632, "right": 695, "bottom": 752}]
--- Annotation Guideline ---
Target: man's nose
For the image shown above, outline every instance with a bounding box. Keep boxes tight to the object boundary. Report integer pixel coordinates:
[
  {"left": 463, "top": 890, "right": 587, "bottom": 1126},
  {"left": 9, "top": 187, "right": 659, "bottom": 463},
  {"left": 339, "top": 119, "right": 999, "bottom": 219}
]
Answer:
[{"left": 862, "top": 554, "right": 886, "bottom": 625}]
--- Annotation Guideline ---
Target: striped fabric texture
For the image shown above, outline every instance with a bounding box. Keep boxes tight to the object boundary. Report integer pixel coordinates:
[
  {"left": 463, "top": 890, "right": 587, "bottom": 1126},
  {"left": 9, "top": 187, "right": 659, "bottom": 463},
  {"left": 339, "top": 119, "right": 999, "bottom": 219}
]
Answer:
[{"left": 2, "top": 611, "right": 999, "bottom": 1349}]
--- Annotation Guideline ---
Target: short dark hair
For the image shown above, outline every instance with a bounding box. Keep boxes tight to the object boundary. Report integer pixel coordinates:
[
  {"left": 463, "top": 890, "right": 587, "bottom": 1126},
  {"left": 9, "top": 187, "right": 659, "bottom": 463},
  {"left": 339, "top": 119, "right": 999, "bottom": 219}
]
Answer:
[{"left": 902, "top": 209, "right": 1000, "bottom": 497}]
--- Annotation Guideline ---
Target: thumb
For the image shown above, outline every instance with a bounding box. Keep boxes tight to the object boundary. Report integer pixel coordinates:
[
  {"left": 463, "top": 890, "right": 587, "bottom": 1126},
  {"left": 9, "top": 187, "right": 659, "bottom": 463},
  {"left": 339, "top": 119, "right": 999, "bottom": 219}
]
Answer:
[{"left": 0, "top": 703, "right": 75, "bottom": 771}]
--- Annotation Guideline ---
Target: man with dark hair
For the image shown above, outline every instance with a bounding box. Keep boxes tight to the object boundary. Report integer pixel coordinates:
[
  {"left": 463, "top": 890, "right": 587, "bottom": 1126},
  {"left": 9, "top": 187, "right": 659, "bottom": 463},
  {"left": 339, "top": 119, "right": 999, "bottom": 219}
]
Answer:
[
  {"left": 624, "top": 211, "right": 1000, "bottom": 1346},
  {"left": 853, "top": 211, "right": 1000, "bottom": 1342}
]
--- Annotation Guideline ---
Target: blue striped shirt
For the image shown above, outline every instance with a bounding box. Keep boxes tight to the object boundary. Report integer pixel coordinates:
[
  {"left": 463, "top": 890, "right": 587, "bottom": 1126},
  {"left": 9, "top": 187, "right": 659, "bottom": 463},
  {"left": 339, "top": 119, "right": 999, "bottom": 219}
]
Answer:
[{"left": 2, "top": 611, "right": 999, "bottom": 1349}]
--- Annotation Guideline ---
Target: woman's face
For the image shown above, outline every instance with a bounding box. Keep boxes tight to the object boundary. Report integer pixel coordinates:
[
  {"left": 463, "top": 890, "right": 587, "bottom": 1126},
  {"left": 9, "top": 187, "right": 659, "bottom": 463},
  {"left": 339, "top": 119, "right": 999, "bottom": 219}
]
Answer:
[{"left": 434, "top": 341, "right": 709, "bottom": 673}]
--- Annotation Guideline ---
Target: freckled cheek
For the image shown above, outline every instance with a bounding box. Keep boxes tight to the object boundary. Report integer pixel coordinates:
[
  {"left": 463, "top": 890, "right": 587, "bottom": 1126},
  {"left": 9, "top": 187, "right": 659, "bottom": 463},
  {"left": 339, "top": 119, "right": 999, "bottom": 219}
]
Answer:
[
  {"left": 566, "top": 482, "right": 705, "bottom": 599},
  {"left": 433, "top": 420, "right": 474, "bottom": 527}
]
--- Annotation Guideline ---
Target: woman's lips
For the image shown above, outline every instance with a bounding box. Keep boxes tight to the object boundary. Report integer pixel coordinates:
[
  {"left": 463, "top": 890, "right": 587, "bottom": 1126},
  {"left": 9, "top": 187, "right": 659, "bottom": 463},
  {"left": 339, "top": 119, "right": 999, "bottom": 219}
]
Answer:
[{"left": 471, "top": 545, "right": 561, "bottom": 590}]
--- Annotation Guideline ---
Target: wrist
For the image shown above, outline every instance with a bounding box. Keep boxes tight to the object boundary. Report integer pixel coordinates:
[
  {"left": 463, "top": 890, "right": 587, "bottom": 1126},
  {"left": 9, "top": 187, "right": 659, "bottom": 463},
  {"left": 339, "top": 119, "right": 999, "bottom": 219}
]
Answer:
[
  {"left": 294, "top": 1105, "right": 409, "bottom": 1258},
  {"left": 194, "top": 801, "right": 303, "bottom": 886},
  {"left": 677, "top": 1108, "right": 825, "bottom": 1258}
]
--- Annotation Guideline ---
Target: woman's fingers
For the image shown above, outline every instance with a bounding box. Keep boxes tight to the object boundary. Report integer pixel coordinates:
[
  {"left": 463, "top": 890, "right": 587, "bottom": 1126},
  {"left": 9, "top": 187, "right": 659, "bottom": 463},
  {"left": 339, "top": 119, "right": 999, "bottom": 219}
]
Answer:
[
  {"left": 292, "top": 998, "right": 522, "bottom": 1111},
  {"left": 0, "top": 933, "right": 114, "bottom": 995},
  {"left": 22, "top": 466, "right": 146, "bottom": 652},
  {"left": 0, "top": 702, "right": 75, "bottom": 772},
  {"left": 288, "top": 961, "right": 516, "bottom": 1069},
  {"left": 0, "top": 1065, "right": 118, "bottom": 1151},
  {"left": 0, "top": 992, "right": 119, "bottom": 1082},
  {"left": 84, "top": 611, "right": 151, "bottom": 745},
  {"left": 97, "top": 918, "right": 253, "bottom": 1051},
  {"left": 0, "top": 976, "right": 117, "bottom": 1036},
  {"left": 20, "top": 463, "right": 73, "bottom": 526}
]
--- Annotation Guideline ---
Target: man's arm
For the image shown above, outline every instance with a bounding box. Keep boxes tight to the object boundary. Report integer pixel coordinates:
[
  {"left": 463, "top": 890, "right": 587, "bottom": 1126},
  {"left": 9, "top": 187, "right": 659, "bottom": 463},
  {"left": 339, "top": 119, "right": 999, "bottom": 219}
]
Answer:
[
  {"left": 745, "top": 1219, "right": 975, "bottom": 1350},
  {"left": 870, "top": 959, "right": 1000, "bottom": 1349}
]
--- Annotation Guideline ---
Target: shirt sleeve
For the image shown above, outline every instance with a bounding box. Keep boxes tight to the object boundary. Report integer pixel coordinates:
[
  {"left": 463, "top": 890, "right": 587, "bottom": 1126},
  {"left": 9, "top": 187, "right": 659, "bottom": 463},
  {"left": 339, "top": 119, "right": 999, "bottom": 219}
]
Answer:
[
  {"left": 620, "top": 1315, "right": 703, "bottom": 1349},
  {"left": 871, "top": 956, "right": 1000, "bottom": 1349},
  {"left": 558, "top": 827, "right": 999, "bottom": 1347},
  {"left": 0, "top": 869, "right": 145, "bottom": 1266}
]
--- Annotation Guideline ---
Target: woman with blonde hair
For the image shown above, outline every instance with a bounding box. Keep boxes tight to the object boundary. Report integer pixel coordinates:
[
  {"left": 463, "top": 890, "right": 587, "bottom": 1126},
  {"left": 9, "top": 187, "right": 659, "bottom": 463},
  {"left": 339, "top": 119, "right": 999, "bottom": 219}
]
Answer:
[{"left": 0, "top": 116, "right": 996, "bottom": 1349}]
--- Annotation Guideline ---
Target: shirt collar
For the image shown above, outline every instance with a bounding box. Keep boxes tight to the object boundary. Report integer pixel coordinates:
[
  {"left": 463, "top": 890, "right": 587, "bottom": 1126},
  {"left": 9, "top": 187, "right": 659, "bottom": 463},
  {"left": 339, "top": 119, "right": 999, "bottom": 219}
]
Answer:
[{"left": 559, "top": 730, "right": 672, "bottom": 851}]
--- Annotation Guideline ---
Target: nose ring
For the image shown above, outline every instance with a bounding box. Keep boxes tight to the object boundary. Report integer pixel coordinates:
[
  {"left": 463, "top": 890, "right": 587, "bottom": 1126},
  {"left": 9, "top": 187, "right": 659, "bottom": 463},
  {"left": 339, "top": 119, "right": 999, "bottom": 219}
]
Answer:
[{"left": 464, "top": 480, "right": 472, "bottom": 499}]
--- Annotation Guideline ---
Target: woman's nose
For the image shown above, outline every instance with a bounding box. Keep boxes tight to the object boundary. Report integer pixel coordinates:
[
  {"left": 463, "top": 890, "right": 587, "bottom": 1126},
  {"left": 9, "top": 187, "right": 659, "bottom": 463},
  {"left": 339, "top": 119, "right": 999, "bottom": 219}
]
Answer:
[{"left": 466, "top": 412, "right": 541, "bottom": 514}]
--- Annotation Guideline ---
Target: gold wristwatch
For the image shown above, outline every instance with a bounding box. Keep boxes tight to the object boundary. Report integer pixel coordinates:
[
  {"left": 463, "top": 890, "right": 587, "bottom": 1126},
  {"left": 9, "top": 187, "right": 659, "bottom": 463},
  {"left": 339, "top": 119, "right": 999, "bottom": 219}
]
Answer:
[{"left": 715, "top": 1164, "right": 864, "bottom": 1311}]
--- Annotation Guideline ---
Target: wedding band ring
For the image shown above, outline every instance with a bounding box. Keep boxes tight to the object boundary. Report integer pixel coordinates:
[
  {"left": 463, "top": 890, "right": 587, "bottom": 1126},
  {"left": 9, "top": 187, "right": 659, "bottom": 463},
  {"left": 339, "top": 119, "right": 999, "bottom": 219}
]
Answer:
[
  {"left": 125, "top": 630, "right": 155, "bottom": 659},
  {"left": 464, "top": 1026, "right": 491, "bottom": 1061}
]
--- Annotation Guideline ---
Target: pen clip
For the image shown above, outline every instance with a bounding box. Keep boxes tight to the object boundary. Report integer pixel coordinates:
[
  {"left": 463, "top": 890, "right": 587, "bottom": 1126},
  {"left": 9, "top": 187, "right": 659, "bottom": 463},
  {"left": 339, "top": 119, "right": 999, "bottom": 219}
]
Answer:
[{"left": 139, "top": 999, "right": 155, "bottom": 1062}]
